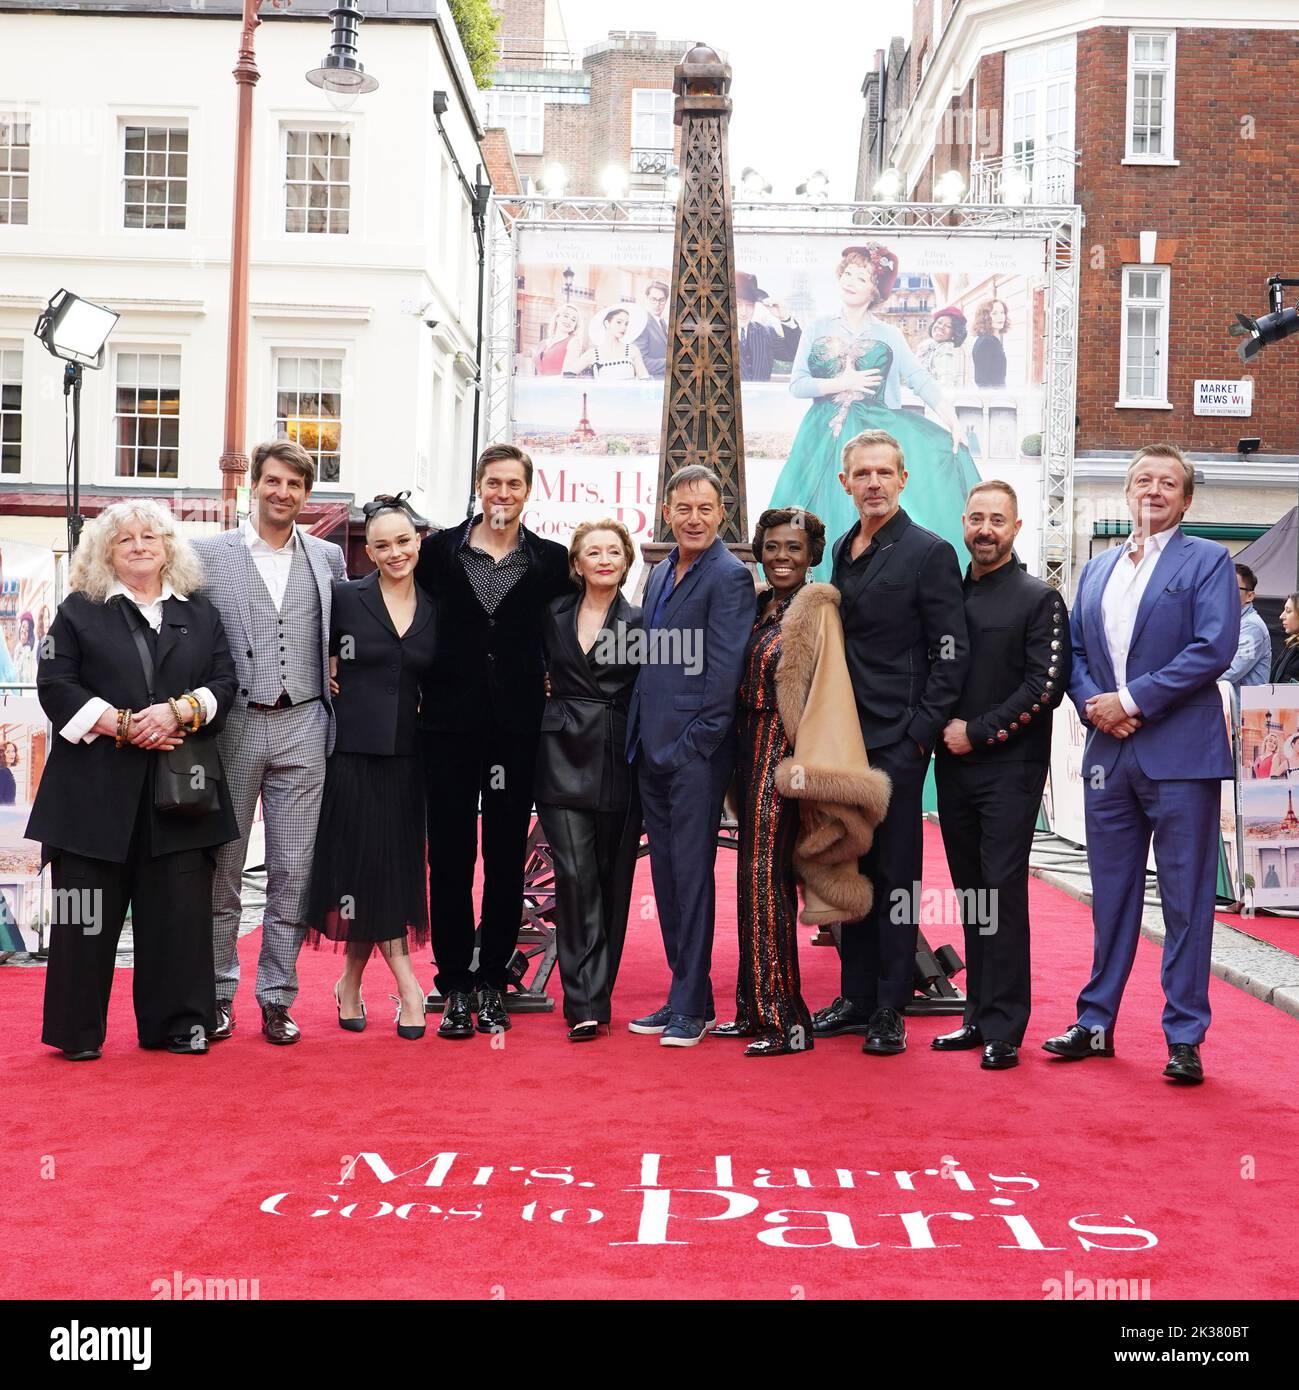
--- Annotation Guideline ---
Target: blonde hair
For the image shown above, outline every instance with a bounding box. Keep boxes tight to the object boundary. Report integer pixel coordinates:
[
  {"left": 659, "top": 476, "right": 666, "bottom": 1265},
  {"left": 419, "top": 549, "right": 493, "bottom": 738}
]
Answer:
[
  {"left": 69, "top": 499, "right": 206, "bottom": 602},
  {"left": 568, "top": 518, "right": 635, "bottom": 585}
]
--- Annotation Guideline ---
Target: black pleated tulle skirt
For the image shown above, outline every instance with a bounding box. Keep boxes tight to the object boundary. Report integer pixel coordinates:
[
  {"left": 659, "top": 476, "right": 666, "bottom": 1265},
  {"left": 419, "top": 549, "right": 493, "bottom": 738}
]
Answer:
[{"left": 305, "top": 752, "right": 429, "bottom": 950}]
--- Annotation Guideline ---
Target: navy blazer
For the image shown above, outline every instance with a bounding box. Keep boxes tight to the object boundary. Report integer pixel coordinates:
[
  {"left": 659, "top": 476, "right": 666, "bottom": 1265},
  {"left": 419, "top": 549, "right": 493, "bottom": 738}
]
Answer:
[
  {"left": 1068, "top": 529, "right": 1239, "bottom": 781},
  {"left": 626, "top": 538, "right": 755, "bottom": 774}
]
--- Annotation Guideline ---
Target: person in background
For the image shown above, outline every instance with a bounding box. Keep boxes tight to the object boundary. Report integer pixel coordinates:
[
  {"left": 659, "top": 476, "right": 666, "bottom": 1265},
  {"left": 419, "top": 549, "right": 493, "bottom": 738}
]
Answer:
[
  {"left": 1252, "top": 732, "right": 1281, "bottom": 779},
  {"left": 1224, "top": 565, "right": 1273, "bottom": 702},
  {"left": 915, "top": 307, "right": 969, "bottom": 391},
  {"left": 533, "top": 306, "right": 585, "bottom": 377},
  {"left": 568, "top": 306, "right": 650, "bottom": 381},
  {"left": 736, "top": 272, "right": 802, "bottom": 383},
  {"left": 971, "top": 299, "right": 1010, "bottom": 389},
  {"left": 633, "top": 280, "right": 671, "bottom": 378},
  {"left": 305, "top": 494, "right": 437, "bottom": 1040},
  {"left": 0, "top": 741, "right": 18, "bottom": 805},
  {"left": 1270, "top": 593, "right": 1299, "bottom": 683},
  {"left": 13, "top": 613, "right": 36, "bottom": 685},
  {"left": 27, "top": 500, "right": 237, "bottom": 1060},
  {"left": 535, "top": 520, "right": 642, "bottom": 1041}
]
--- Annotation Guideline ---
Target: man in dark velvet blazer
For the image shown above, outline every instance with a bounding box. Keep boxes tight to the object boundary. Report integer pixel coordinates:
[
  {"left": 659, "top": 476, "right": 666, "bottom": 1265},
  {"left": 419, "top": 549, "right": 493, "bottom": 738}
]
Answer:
[{"left": 414, "top": 443, "right": 571, "bottom": 1039}]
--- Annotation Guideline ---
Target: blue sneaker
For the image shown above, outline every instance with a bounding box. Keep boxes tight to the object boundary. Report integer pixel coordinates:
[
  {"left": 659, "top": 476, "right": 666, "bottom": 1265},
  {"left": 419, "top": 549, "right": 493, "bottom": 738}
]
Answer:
[
  {"left": 628, "top": 1004, "right": 673, "bottom": 1034},
  {"left": 660, "top": 1014, "right": 707, "bottom": 1047}
]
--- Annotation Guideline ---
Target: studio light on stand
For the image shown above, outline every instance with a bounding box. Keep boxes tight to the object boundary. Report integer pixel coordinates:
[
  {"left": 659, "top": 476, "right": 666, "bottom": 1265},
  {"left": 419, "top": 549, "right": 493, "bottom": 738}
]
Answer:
[{"left": 33, "top": 289, "right": 118, "bottom": 554}]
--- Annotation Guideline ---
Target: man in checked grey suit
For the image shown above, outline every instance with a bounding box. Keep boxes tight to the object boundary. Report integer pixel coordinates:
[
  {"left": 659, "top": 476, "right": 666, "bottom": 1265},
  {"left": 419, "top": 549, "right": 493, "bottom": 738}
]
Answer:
[{"left": 192, "top": 439, "right": 347, "bottom": 1044}]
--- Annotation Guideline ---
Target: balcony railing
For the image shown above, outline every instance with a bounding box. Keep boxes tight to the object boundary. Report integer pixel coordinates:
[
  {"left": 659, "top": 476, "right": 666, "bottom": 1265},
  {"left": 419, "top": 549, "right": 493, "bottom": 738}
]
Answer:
[
  {"left": 630, "top": 146, "right": 673, "bottom": 176},
  {"left": 970, "top": 146, "right": 1079, "bottom": 205},
  {"left": 495, "top": 36, "right": 582, "bottom": 71}
]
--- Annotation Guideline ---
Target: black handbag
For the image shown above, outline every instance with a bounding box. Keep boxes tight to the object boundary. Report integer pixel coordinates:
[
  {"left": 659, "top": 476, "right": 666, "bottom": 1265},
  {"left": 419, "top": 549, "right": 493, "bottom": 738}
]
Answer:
[{"left": 120, "top": 599, "right": 223, "bottom": 817}]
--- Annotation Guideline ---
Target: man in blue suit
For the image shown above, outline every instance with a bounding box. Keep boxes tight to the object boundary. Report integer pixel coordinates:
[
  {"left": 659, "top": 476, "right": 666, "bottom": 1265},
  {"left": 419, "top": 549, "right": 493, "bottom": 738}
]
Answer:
[
  {"left": 626, "top": 465, "right": 756, "bottom": 1047},
  {"left": 1045, "top": 444, "right": 1239, "bottom": 1084}
]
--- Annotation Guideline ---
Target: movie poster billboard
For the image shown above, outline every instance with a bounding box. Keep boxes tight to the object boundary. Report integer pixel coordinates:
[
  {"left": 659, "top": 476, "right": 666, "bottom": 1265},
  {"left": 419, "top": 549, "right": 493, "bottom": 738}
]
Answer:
[
  {"left": 510, "top": 223, "right": 1050, "bottom": 585},
  {"left": 1239, "top": 686, "right": 1299, "bottom": 909}
]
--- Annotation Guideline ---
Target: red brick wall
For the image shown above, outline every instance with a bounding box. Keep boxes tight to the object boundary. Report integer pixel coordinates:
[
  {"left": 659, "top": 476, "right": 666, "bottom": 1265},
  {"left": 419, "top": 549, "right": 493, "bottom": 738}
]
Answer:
[
  {"left": 1074, "top": 27, "right": 1299, "bottom": 455},
  {"left": 480, "top": 127, "right": 522, "bottom": 195},
  {"left": 976, "top": 52, "right": 1004, "bottom": 160},
  {"left": 584, "top": 44, "right": 681, "bottom": 194}
]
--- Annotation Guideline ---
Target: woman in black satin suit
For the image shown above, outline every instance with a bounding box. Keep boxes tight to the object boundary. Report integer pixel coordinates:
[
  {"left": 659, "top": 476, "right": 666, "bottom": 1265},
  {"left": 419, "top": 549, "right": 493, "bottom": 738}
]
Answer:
[{"left": 535, "top": 519, "right": 642, "bottom": 1041}]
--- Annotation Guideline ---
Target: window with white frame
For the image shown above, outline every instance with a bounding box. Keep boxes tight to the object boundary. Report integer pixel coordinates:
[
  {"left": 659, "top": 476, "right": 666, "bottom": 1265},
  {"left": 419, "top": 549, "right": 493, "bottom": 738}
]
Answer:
[
  {"left": 0, "top": 114, "right": 30, "bottom": 225},
  {"left": 275, "top": 354, "right": 342, "bottom": 483},
  {"left": 1, "top": 347, "right": 21, "bottom": 473},
  {"left": 1126, "top": 31, "right": 1176, "bottom": 161},
  {"left": 122, "top": 125, "right": 188, "bottom": 229},
  {"left": 1003, "top": 37, "right": 1076, "bottom": 201},
  {"left": 284, "top": 129, "right": 350, "bottom": 234},
  {"left": 631, "top": 89, "right": 673, "bottom": 151},
  {"left": 114, "top": 352, "right": 181, "bottom": 479},
  {"left": 482, "top": 90, "right": 544, "bottom": 155},
  {"left": 1119, "top": 266, "right": 1170, "bottom": 404}
]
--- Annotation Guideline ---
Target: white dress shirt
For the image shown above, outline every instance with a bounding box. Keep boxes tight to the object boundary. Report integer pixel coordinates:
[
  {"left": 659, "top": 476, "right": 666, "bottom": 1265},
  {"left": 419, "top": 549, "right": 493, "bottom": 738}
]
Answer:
[
  {"left": 243, "top": 514, "right": 298, "bottom": 611},
  {"left": 1100, "top": 525, "right": 1177, "bottom": 717},
  {"left": 60, "top": 581, "right": 218, "bottom": 745}
]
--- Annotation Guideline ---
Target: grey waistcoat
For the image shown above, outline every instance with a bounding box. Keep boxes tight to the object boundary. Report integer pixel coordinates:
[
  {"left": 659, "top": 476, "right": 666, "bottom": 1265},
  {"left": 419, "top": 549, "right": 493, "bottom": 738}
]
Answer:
[{"left": 242, "top": 539, "right": 324, "bottom": 705}]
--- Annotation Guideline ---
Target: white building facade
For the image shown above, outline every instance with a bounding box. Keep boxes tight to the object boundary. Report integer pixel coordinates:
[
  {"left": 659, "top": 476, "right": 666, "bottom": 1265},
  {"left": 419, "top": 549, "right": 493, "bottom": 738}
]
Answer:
[{"left": 0, "top": 0, "right": 491, "bottom": 554}]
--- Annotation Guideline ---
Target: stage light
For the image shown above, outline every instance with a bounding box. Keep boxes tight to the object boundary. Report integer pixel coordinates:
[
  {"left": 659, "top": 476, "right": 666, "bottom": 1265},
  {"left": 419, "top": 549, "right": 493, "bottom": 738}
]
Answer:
[
  {"left": 665, "top": 166, "right": 681, "bottom": 199},
  {"left": 307, "top": 1, "right": 379, "bottom": 96},
  {"left": 541, "top": 163, "right": 568, "bottom": 195},
  {"left": 934, "top": 169, "right": 967, "bottom": 204},
  {"left": 796, "top": 168, "right": 829, "bottom": 199},
  {"left": 740, "top": 166, "right": 771, "bottom": 197},
  {"left": 1000, "top": 168, "right": 1030, "bottom": 205},
  {"left": 872, "top": 167, "right": 903, "bottom": 202},
  {"left": 1231, "top": 276, "right": 1299, "bottom": 362},
  {"left": 34, "top": 288, "right": 118, "bottom": 369},
  {"left": 600, "top": 164, "right": 628, "bottom": 198}
]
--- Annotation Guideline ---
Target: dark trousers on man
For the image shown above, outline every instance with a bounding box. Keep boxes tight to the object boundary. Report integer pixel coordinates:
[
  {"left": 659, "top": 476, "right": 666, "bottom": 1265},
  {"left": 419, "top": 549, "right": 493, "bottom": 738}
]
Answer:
[
  {"left": 42, "top": 795, "right": 217, "bottom": 1054},
  {"left": 935, "top": 756, "right": 1046, "bottom": 1045},
  {"left": 637, "top": 746, "right": 733, "bottom": 1019},
  {"left": 422, "top": 723, "right": 539, "bottom": 994},
  {"left": 840, "top": 738, "right": 928, "bottom": 1012}
]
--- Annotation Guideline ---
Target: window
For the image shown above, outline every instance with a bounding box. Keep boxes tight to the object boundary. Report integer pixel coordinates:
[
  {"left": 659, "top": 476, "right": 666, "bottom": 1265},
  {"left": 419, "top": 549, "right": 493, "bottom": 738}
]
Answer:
[
  {"left": 482, "top": 90, "right": 544, "bottom": 155},
  {"left": 122, "top": 125, "right": 187, "bottom": 229},
  {"left": 1, "top": 347, "right": 21, "bottom": 473},
  {"left": 284, "top": 129, "right": 350, "bottom": 234},
  {"left": 1003, "top": 37, "right": 1075, "bottom": 201},
  {"left": 114, "top": 353, "right": 181, "bottom": 479},
  {"left": 631, "top": 89, "right": 673, "bottom": 151},
  {"left": 0, "top": 114, "right": 30, "bottom": 225},
  {"left": 1126, "top": 31, "right": 1176, "bottom": 161},
  {"left": 1119, "top": 266, "right": 1170, "bottom": 405},
  {"left": 275, "top": 354, "right": 342, "bottom": 483}
]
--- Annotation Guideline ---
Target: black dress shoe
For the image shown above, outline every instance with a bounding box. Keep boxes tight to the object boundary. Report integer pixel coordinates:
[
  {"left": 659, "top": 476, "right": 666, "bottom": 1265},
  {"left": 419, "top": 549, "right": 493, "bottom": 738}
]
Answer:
[
  {"left": 811, "top": 996, "right": 874, "bottom": 1037},
  {"left": 932, "top": 1022, "right": 983, "bottom": 1051},
  {"left": 861, "top": 1006, "right": 907, "bottom": 1055},
  {"left": 475, "top": 987, "right": 512, "bottom": 1033},
  {"left": 438, "top": 990, "right": 474, "bottom": 1040},
  {"left": 61, "top": 1047, "right": 102, "bottom": 1061},
  {"left": 711, "top": 1019, "right": 756, "bottom": 1039},
  {"left": 567, "top": 1020, "right": 603, "bottom": 1042},
  {"left": 744, "top": 1033, "right": 798, "bottom": 1057},
  {"left": 1163, "top": 1043, "right": 1204, "bottom": 1085},
  {"left": 210, "top": 1002, "right": 234, "bottom": 1042},
  {"left": 1042, "top": 1022, "right": 1114, "bottom": 1059},
  {"left": 981, "top": 1040, "right": 1019, "bottom": 1070},
  {"left": 142, "top": 1034, "right": 209, "bottom": 1054},
  {"left": 261, "top": 1003, "right": 301, "bottom": 1045}
]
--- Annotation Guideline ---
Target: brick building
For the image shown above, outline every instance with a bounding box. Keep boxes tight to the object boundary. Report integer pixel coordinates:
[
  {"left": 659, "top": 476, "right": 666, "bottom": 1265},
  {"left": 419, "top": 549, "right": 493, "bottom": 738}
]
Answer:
[
  {"left": 860, "top": 0, "right": 1299, "bottom": 578},
  {"left": 485, "top": 1, "right": 684, "bottom": 197}
]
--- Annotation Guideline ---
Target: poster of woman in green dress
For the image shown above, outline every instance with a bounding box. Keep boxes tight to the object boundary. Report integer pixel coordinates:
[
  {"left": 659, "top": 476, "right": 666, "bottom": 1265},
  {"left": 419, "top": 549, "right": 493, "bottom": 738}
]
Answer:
[{"left": 767, "top": 243, "right": 984, "bottom": 580}]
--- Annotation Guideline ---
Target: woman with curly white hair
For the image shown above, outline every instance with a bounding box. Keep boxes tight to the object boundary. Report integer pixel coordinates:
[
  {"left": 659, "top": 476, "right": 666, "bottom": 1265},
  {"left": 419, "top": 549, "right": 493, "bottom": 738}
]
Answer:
[{"left": 26, "top": 500, "right": 238, "bottom": 1061}]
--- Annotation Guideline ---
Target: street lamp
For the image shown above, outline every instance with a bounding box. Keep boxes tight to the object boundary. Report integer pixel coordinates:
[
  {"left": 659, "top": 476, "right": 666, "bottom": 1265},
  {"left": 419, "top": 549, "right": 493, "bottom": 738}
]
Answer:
[
  {"left": 562, "top": 266, "right": 575, "bottom": 301},
  {"left": 33, "top": 289, "right": 119, "bottom": 553},
  {"left": 306, "top": 0, "right": 379, "bottom": 97}
]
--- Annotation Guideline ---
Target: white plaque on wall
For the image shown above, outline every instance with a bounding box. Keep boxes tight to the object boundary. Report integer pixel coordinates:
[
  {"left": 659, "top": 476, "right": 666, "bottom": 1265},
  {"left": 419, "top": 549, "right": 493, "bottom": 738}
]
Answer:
[{"left": 1194, "top": 379, "right": 1253, "bottom": 416}]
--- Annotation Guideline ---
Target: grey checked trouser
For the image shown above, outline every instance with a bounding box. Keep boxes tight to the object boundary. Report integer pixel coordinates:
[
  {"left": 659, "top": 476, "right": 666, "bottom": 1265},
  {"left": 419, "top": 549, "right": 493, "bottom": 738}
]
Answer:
[{"left": 211, "top": 701, "right": 329, "bottom": 1008}]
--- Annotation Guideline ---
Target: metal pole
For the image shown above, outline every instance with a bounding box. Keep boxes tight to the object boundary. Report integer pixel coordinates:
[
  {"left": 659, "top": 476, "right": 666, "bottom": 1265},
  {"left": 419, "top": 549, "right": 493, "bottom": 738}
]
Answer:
[{"left": 66, "top": 362, "right": 84, "bottom": 554}]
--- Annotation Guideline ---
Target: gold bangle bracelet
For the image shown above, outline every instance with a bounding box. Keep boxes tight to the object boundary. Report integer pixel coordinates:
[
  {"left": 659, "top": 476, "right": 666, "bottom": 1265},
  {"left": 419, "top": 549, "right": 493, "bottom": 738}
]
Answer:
[{"left": 168, "top": 697, "right": 186, "bottom": 731}]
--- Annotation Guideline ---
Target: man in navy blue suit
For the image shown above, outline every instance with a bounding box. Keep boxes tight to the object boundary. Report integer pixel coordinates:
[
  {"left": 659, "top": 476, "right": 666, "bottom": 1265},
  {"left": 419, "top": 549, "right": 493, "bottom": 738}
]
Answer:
[
  {"left": 626, "top": 465, "right": 756, "bottom": 1047},
  {"left": 1045, "top": 443, "right": 1239, "bottom": 1084}
]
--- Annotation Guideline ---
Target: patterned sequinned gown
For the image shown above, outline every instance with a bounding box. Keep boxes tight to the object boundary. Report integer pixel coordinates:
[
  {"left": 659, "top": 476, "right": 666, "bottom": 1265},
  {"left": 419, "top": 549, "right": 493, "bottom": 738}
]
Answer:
[{"left": 734, "top": 590, "right": 815, "bottom": 1047}]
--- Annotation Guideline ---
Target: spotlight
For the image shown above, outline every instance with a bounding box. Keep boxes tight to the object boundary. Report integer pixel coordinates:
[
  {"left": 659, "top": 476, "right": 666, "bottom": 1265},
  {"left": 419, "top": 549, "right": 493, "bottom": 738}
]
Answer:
[
  {"left": 307, "top": 0, "right": 379, "bottom": 98},
  {"left": 934, "top": 169, "right": 967, "bottom": 204},
  {"left": 740, "top": 166, "right": 771, "bottom": 197},
  {"left": 1231, "top": 276, "right": 1299, "bottom": 361},
  {"left": 795, "top": 168, "right": 829, "bottom": 199},
  {"left": 34, "top": 288, "right": 118, "bottom": 369},
  {"left": 665, "top": 167, "right": 681, "bottom": 200},
  {"left": 1000, "top": 168, "right": 1030, "bottom": 205},
  {"left": 872, "top": 167, "right": 903, "bottom": 202},
  {"left": 541, "top": 163, "right": 568, "bottom": 196},
  {"left": 600, "top": 164, "right": 628, "bottom": 199},
  {"left": 1237, "top": 437, "right": 1261, "bottom": 456}
]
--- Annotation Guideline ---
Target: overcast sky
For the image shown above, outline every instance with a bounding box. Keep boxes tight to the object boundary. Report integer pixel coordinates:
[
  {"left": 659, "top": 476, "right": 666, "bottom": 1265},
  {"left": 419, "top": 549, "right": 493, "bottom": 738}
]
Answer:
[{"left": 553, "top": 0, "right": 915, "bottom": 197}]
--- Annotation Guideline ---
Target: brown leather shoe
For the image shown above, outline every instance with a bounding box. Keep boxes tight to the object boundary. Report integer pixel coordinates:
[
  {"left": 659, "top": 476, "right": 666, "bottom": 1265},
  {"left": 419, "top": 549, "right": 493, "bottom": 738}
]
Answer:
[
  {"left": 210, "top": 1001, "right": 235, "bottom": 1042},
  {"left": 261, "top": 1003, "right": 301, "bottom": 1045}
]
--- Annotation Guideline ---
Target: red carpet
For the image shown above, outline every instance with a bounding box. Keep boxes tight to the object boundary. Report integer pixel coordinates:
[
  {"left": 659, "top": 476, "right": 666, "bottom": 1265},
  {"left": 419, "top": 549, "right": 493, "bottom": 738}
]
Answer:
[
  {"left": 4, "top": 823, "right": 1299, "bottom": 1301},
  {"left": 1213, "top": 906, "right": 1299, "bottom": 957}
]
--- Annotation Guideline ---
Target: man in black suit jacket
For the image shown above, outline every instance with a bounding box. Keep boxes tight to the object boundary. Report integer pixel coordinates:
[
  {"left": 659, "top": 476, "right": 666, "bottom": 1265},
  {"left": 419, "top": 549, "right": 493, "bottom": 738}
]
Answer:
[
  {"left": 815, "top": 428, "right": 969, "bottom": 1055},
  {"left": 414, "top": 444, "right": 571, "bottom": 1039},
  {"left": 933, "top": 481, "right": 1069, "bottom": 1071},
  {"left": 737, "top": 272, "right": 802, "bottom": 382}
]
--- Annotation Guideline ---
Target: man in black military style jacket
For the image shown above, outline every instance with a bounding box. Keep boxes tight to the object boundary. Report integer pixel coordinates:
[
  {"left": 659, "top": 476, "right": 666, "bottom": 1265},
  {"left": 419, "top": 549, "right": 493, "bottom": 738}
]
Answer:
[
  {"left": 815, "top": 428, "right": 970, "bottom": 1057},
  {"left": 933, "top": 480, "right": 1070, "bottom": 1070}
]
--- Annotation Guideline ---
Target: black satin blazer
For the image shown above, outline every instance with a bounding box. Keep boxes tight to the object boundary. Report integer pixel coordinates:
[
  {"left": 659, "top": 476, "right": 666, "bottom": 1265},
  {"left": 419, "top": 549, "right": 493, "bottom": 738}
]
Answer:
[{"left": 535, "top": 591, "right": 641, "bottom": 811}]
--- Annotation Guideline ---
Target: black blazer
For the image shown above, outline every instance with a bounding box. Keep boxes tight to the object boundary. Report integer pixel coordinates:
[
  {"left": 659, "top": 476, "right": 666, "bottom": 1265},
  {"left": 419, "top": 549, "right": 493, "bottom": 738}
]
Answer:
[
  {"left": 414, "top": 520, "right": 572, "bottom": 733},
  {"left": 535, "top": 591, "right": 642, "bottom": 811},
  {"left": 330, "top": 573, "right": 437, "bottom": 755},
  {"left": 831, "top": 508, "right": 970, "bottom": 752},
  {"left": 1272, "top": 642, "right": 1299, "bottom": 684},
  {"left": 26, "top": 590, "right": 238, "bottom": 863}
]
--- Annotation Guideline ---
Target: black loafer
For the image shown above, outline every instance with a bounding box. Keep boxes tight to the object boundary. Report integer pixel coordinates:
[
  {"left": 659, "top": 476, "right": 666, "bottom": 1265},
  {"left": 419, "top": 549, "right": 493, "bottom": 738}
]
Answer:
[
  {"left": 1163, "top": 1043, "right": 1204, "bottom": 1085},
  {"left": 932, "top": 1022, "right": 983, "bottom": 1051},
  {"left": 438, "top": 990, "right": 474, "bottom": 1040},
  {"left": 475, "top": 987, "right": 512, "bottom": 1033},
  {"left": 1042, "top": 1023, "right": 1115, "bottom": 1059},
  {"left": 61, "top": 1047, "right": 102, "bottom": 1061},
  {"left": 812, "top": 996, "right": 874, "bottom": 1037},
  {"left": 861, "top": 1007, "right": 907, "bottom": 1055},
  {"left": 142, "top": 1034, "right": 209, "bottom": 1055},
  {"left": 980, "top": 1040, "right": 1019, "bottom": 1070}
]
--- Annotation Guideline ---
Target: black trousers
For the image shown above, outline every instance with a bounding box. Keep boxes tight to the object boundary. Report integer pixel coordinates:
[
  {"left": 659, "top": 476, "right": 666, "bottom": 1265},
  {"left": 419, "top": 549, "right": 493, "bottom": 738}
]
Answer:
[
  {"left": 536, "top": 793, "right": 641, "bottom": 1023},
  {"left": 422, "top": 724, "right": 540, "bottom": 994},
  {"left": 41, "top": 794, "right": 217, "bottom": 1053},
  {"left": 934, "top": 756, "right": 1046, "bottom": 1045},
  {"left": 839, "top": 737, "right": 928, "bottom": 1012}
]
